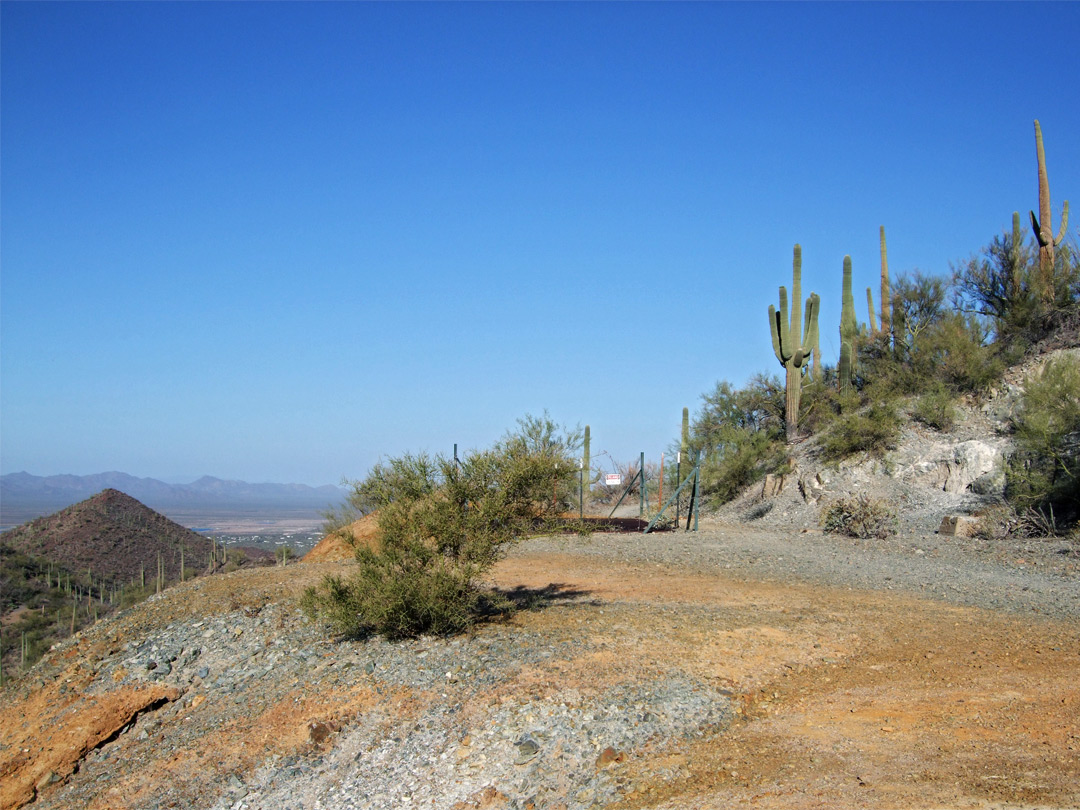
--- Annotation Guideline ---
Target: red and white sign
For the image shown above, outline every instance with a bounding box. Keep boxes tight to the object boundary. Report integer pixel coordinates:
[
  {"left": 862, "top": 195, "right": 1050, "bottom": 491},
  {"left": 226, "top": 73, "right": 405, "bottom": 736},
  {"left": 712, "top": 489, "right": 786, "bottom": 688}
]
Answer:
[{"left": 604, "top": 473, "right": 622, "bottom": 486}]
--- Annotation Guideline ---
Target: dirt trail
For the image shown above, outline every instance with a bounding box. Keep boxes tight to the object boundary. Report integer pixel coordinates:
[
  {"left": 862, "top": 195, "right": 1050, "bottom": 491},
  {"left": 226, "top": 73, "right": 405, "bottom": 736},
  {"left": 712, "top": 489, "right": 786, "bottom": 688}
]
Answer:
[{"left": 490, "top": 547, "right": 1080, "bottom": 809}]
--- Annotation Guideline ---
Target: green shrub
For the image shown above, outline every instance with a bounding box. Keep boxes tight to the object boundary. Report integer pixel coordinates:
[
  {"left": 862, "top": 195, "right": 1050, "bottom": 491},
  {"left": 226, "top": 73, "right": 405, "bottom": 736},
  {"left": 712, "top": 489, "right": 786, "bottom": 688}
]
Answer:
[
  {"left": 912, "top": 313, "right": 1003, "bottom": 394},
  {"left": 699, "top": 425, "right": 787, "bottom": 506},
  {"left": 821, "top": 495, "right": 898, "bottom": 539},
  {"left": 690, "top": 378, "right": 787, "bottom": 506},
  {"left": 912, "top": 384, "right": 957, "bottom": 432},
  {"left": 819, "top": 401, "right": 901, "bottom": 461},
  {"left": 1005, "top": 354, "right": 1080, "bottom": 529},
  {"left": 303, "top": 414, "right": 581, "bottom": 639}
]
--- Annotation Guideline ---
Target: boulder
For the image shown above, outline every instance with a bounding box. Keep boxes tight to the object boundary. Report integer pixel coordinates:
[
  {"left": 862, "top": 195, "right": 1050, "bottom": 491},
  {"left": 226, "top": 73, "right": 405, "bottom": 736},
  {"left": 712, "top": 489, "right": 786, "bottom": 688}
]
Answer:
[
  {"left": 761, "top": 473, "right": 786, "bottom": 498},
  {"left": 938, "top": 515, "right": 979, "bottom": 537},
  {"left": 945, "top": 441, "right": 1003, "bottom": 494}
]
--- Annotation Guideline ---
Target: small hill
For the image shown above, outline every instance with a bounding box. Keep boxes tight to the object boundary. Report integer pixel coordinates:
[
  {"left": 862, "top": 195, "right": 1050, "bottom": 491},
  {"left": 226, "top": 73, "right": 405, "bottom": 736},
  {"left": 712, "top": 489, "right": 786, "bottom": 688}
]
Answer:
[
  {"left": 302, "top": 513, "right": 380, "bottom": 562},
  {"left": 0, "top": 489, "right": 212, "bottom": 586}
]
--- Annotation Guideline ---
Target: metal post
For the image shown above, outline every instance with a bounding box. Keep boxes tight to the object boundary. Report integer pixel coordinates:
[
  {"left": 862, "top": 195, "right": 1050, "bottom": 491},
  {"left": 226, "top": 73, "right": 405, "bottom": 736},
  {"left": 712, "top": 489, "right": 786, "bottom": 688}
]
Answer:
[
  {"left": 693, "top": 452, "right": 701, "bottom": 531},
  {"left": 658, "top": 453, "right": 664, "bottom": 513},
  {"left": 676, "top": 453, "right": 681, "bottom": 527},
  {"left": 579, "top": 461, "right": 584, "bottom": 520},
  {"left": 639, "top": 451, "right": 645, "bottom": 517}
]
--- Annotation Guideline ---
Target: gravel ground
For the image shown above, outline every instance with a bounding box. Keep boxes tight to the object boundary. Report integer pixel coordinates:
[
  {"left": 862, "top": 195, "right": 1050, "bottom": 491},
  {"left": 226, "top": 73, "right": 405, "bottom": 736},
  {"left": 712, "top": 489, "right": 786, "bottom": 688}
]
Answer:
[
  {"left": 4, "top": 519, "right": 1079, "bottom": 810},
  {"left": 520, "top": 518, "right": 1080, "bottom": 621}
]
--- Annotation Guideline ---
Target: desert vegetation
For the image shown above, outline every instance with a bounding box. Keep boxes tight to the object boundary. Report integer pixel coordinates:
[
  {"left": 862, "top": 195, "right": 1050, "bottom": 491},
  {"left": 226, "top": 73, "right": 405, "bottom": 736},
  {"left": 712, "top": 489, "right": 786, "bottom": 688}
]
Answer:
[
  {"left": 682, "top": 121, "right": 1077, "bottom": 538},
  {"left": 303, "top": 413, "right": 585, "bottom": 639}
]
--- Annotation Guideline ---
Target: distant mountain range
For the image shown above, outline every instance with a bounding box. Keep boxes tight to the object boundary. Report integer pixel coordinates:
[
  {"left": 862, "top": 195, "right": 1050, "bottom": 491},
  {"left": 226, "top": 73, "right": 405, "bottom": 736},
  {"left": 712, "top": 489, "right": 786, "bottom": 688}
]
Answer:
[{"left": 0, "top": 471, "right": 346, "bottom": 526}]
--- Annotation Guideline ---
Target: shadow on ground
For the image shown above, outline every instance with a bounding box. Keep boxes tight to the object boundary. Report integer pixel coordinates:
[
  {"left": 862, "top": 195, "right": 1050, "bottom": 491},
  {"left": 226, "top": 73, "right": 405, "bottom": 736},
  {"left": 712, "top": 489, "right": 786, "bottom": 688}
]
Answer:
[{"left": 490, "top": 582, "right": 594, "bottom": 612}]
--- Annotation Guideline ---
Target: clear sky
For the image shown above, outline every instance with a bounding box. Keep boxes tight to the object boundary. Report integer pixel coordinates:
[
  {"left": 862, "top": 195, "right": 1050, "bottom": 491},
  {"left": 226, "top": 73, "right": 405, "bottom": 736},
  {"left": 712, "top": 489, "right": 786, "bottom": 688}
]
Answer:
[{"left": 2, "top": 2, "right": 1077, "bottom": 487}]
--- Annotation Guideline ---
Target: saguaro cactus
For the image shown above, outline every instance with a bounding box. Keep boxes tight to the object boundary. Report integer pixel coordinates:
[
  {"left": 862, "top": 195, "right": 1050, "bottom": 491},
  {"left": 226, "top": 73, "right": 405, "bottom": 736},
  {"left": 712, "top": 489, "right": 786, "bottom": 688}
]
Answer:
[
  {"left": 768, "top": 244, "right": 820, "bottom": 441},
  {"left": 1029, "top": 120, "right": 1069, "bottom": 302},
  {"left": 878, "top": 226, "right": 891, "bottom": 337},
  {"left": 1009, "top": 211, "right": 1025, "bottom": 300},
  {"left": 839, "top": 255, "right": 857, "bottom": 391},
  {"left": 582, "top": 425, "right": 590, "bottom": 508}
]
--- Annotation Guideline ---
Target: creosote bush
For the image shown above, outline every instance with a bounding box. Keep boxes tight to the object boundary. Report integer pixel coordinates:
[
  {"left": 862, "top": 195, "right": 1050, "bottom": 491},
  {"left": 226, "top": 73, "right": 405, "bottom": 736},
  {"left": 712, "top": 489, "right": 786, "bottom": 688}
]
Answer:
[
  {"left": 303, "top": 413, "right": 581, "bottom": 640},
  {"left": 821, "top": 495, "right": 898, "bottom": 539},
  {"left": 911, "top": 384, "right": 957, "bottom": 432},
  {"left": 1005, "top": 354, "right": 1080, "bottom": 530}
]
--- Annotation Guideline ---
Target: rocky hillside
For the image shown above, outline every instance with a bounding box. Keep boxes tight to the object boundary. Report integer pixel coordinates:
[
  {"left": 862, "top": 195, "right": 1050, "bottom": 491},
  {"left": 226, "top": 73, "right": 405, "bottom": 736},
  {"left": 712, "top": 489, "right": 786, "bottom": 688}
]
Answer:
[
  {"left": 715, "top": 346, "right": 1080, "bottom": 538},
  {"left": 0, "top": 489, "right": 213, "bottom": 586}
]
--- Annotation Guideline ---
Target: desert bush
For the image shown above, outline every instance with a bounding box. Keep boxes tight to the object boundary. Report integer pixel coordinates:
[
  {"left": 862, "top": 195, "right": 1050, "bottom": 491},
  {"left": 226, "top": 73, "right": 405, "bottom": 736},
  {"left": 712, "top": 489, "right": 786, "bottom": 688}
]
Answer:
[
  {"left": 953, "top": 229, "right": 1080, "bottom": 351},
  {"left": 891, "top": 271, "right": 948, "bottom": 361},
  {"left": 911, "top": 384, "right": 957, "bottom": 432},
  {"left": 690, "top": 378, "right": 787, "bottom": 506},
  {"left": 821, "top": 495, "right": 898, "bottom": 539},
  {"left": 819, "top": 400, "right": 901, "bottom": 461},
  {"left": 303, "top": 414, "right": 581, "bottom": 639},
  {"left": 911, "top": 312, "right": 1003, "bottom": 394},
  {"left": 699, "top": 425, "right": 788, "bottom": 506},
  {"left": 1005, "top": 354, "right": 1080, "bottom": 529}
]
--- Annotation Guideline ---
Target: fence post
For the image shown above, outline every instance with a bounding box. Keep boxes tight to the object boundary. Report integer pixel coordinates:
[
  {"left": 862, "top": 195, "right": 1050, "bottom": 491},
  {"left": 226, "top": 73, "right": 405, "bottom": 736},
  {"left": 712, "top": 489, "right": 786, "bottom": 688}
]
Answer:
[
  {"left": 579, "top": 461, "right": 584, "bottom": 520},
  {"left": 693, "top": 451, "right": 702, "bottom": 531},
  {"left": 676, "top": 453, "right": 681, "bottom": 527},
  {"left": 639, "top": 451, "right": 645, "bottom": 517}
]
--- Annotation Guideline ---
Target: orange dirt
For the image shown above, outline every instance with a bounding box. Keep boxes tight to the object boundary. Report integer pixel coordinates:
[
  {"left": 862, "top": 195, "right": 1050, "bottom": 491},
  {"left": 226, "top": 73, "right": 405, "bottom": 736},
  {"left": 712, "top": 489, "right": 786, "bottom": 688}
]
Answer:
[
  {"left": 491, "top": 551, "right": 1080, "bottom": 810},
  {"left": 2, "top": 532, "right": 1078, "bottom": 810},
  {"left": 0, "top": 679, "right": 178, "bottom": 809},
  {"left": 302, "top": 513, "right": 380, "bottom": 562}
]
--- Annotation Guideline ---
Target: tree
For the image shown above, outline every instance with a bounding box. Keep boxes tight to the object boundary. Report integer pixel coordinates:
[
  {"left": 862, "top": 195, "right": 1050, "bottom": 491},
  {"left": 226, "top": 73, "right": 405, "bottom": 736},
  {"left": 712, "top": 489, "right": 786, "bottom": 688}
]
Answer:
[{"left": 891, "top": 270, "right": 948, "bottom": 359}]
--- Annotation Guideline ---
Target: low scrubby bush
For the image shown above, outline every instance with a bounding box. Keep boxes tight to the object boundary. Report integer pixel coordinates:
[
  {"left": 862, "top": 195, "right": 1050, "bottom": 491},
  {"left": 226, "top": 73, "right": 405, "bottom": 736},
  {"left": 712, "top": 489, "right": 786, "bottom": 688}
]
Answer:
[
  {"left": 1005, "top": 354, "right": 1080, "bottom": 530},
  {"left": 303, "top": 414, "right": 581, "bottom": 639},
  {"left": 821, "top": 495, "right": 898, "bottom": 539},
  {"left": 691, "top": 378, "right": 788, "bottom": 507},
  {"left": 819, "top": 401, "right": 901, "bottom": 461},
  {"left": 911, "top": 384, "right": 957, "bottom": 432}
]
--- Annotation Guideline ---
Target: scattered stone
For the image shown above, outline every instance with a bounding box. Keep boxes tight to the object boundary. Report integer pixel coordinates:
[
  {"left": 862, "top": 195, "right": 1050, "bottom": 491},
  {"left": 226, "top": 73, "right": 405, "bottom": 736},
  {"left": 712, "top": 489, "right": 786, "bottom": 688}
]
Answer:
[
  {"left": 939, "top": 516, "right": 979, "bottom": 537},
  {"left": 595, "top": 747, "right": 624, "bottom": 769},
  {"left": 514, "top": 737, "right": 540, "bottom": 764}
]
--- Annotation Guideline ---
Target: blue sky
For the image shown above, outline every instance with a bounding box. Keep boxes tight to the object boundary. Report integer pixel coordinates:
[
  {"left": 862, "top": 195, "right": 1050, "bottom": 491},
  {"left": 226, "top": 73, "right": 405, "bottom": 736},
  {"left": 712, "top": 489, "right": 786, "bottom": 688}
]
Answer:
[{"left": 2, "top": 2, "right": 1077, "bottom": 487}]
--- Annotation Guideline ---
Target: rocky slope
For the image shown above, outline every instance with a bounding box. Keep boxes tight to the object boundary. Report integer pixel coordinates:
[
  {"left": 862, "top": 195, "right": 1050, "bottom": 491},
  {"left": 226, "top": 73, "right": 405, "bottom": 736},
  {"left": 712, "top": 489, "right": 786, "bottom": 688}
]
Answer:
[{"left": 714, "top": 347, "right": 1080, "bottom": 539}]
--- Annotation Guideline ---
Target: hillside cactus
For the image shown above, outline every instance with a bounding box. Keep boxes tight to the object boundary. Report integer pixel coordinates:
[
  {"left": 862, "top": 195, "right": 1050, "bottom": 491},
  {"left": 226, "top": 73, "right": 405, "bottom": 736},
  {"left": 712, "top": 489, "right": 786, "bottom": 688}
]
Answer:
[
  {"left": 1029, "top": 119, "right": 1069, "bottom": 302},
  {"left": 839, "top": 255, "right": 857, "bottom": 391},
  {"left": 768, "top": 244, "right": 820, "bottom": 441},
  {"left": 582, "top": 425, "right": 590, "bottom": 508}
]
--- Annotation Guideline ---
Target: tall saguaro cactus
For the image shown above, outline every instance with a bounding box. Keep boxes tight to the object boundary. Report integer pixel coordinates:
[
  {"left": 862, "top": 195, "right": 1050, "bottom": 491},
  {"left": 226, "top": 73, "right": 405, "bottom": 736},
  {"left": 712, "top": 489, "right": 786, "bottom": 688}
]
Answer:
[
  {"left": 866, "top": 226, "right": 893, "bottom": 341},
  {"left": 878, "top": 226, "right": 892, "bottom": 337},
  {"left": 1030, "top": 119, "right": 1069, "bottom": 302},
  {"left": 768, "top": 244, "right": 820, "bottom": 441},
  {"left": 839, "top": 255, "right": 857, "bottom": 391},
  {"left": 582, "top": 425, "right": 590, "bottom": 508}
]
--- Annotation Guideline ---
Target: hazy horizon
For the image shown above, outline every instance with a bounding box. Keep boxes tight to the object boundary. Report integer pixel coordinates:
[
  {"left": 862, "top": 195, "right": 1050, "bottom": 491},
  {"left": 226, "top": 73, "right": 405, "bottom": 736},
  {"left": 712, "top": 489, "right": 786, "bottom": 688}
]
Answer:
[{"left": 3, "top": 2, "right": 1077, "bottom": 486}]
